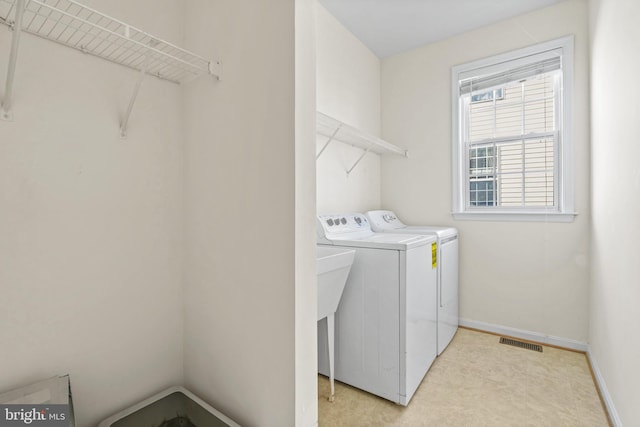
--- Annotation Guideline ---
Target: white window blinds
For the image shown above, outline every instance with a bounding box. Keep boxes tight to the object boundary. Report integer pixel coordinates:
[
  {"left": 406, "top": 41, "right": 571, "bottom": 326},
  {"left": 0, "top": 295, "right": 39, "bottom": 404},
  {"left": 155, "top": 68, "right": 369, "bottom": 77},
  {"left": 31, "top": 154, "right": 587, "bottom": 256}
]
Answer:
[{"left": 459, "top": 50, "right": 562, "bottom": 95}]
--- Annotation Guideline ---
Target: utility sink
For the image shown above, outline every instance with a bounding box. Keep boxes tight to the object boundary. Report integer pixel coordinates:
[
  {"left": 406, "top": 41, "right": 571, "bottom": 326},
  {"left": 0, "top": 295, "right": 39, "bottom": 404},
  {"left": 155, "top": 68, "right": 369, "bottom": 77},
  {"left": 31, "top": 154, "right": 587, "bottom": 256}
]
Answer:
[
  {"left": 317, "top": 246, "right": 355, "bottom": 320},
  {"left": 317, "top": 245, "right": 355, "bottom": 403}
]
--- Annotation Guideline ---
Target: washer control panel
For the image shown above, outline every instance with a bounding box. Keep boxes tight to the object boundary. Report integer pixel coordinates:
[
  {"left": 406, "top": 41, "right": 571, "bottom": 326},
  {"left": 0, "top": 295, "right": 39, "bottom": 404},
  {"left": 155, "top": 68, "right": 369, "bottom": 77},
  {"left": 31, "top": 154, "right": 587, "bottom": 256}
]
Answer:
[{"left": 317, "top": 213, "right": 371, "bottom": 238}]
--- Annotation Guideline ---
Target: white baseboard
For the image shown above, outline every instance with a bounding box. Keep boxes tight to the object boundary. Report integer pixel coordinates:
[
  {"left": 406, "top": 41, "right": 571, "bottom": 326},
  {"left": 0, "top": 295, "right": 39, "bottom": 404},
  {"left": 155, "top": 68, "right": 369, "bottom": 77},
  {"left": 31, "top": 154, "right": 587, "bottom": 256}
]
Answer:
[
  {"left": 459, "top": 318, "right": 588, "bottom": 352},
  {"left": 587, "top": 349, "right": 623, "bottom": 427}
]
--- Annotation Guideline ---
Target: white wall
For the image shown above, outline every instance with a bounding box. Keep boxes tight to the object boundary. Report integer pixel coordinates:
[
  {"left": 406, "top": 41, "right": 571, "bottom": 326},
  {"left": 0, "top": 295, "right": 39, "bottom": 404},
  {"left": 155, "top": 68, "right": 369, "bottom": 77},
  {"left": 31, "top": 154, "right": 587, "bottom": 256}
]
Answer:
[
  {"left": 315, "top": 3, "right": 381, "bottom": 213},
  {"left": 381, "top": 0, "right": 591, "bottom": 343},
  {"left": 0, "top": 1, "right": 184, "bottom": 425},
  {"left": 182, "top": 1, "right": 310, "bottom": 426},
  {"left": 589, "top": 0, "right": 640, "bottom": 424},
  {"left": 295, "top": 0, "right": 318, "bottom": 426}
]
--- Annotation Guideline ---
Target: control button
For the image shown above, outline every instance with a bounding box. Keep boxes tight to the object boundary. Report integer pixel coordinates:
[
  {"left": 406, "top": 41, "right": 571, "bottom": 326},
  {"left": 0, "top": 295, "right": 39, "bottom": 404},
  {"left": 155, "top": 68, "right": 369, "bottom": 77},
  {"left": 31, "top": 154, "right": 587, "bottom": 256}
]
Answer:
[
  {"left": 355, "top": 217, "right": 362, "bottom": 225},
  {"left": 327, "top": 219, "right": 334, "bottom": 226},
  {"left": 340, "top": 217, "right": 347, "bottom": 225}
]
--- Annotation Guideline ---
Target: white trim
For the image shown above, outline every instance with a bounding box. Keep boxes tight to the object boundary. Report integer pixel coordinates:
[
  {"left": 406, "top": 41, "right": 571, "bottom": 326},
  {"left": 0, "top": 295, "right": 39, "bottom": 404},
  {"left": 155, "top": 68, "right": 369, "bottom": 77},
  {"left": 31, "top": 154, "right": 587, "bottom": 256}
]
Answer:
[
  {"left": 468, "top": 130, "right": 557, "bottom": 146},
  {"left": 97, "top": 386, "right": 240, "bottom": 427},
  {"left": 451, "top": 65, "right": 464, "bottom": 214},
  {"left": 459, "top": 318, "right": 588, "bottom": 352},
  {"left": 587, "top": 350, "right": 623, "bottom": 427},
  {"left": 456, "top": 37, "right": 572, "bottom": 78},
  {"left": 559, "top": 35, "right": 575, "bottom": 214},
  {"left": 452, "top": 211, "right": 577, "bottom": 222}
]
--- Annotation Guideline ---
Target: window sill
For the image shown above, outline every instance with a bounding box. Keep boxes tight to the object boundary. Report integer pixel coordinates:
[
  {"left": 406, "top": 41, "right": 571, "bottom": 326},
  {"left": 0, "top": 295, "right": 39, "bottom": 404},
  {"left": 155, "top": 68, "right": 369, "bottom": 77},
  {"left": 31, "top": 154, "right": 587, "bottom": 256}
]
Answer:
[{"left": 452, "top": 211, "right": 577, "bottom": 223}]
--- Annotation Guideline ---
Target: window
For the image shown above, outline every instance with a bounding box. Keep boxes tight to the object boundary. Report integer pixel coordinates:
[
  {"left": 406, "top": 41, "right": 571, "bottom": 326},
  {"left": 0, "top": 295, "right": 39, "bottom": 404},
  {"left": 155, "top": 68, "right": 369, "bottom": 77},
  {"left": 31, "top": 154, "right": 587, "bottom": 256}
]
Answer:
[
  {"left": 451, "top": 36, "right": 575, "bottom": 222},
  {"left": 469, "top": 146, "right": 496, "bottom": 206}
]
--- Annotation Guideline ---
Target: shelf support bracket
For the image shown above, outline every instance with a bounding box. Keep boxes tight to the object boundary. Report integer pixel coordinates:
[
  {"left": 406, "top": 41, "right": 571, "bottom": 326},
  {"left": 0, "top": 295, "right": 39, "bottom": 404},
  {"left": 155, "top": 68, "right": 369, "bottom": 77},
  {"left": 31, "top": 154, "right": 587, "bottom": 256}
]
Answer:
[
  {"left": 316, "top": 124, "right": 342, "bottom": 160},
  {"left": 346, "top": 145, "right": 372, "bottom": 176},
  {"left": 119, "top": 52, "right": 150, "bottom": 138},
  {"left": 209, "top": 60, "right": 223, "bottom": 81},
  {"left": 1, "top": 0, "right": 25, "bottom": 122}
]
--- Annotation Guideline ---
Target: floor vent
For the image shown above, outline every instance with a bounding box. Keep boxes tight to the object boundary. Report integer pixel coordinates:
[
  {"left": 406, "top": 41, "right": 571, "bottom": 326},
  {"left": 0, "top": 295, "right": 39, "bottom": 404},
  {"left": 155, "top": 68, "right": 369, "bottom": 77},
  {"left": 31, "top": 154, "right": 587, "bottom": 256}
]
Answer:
[{"left": 499, "top": 337, "right": 543, "bottom": 352}]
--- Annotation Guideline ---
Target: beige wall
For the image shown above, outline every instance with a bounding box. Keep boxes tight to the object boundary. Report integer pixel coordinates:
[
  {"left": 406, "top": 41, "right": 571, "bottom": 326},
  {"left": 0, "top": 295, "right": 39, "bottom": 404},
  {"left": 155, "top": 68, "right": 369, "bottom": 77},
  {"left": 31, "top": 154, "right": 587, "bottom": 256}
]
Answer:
[
  {"left": 315, "top": 3, "right": 382, "bottom": 213},
  {"left": 1, "top": 1, "right": 314, "bottom": 425},
  {"left": 182, "top": 1, "right": 309, "bottom": 426},
  {"left": 0, "top": 1, "right": 184, "bottom": 425},
  {"left": 381, "top": 0, "right": 590, "bottom": 343},
  {"left": 589, "top": 0, "right": 640, "bottom": 424},
  {"left": 295, "top": 0, "right": 318, "bottom": 425}
]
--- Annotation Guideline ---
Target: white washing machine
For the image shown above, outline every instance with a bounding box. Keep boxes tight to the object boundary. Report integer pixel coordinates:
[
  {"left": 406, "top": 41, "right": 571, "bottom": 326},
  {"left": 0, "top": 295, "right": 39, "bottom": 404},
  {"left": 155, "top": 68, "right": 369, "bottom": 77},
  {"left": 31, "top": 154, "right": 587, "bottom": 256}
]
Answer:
[
  {"left": 366, "top": 210, "right": 459, "bottom": 355},
  {"left": 317, "top": 213, "right": 437, "bottom": 406}
]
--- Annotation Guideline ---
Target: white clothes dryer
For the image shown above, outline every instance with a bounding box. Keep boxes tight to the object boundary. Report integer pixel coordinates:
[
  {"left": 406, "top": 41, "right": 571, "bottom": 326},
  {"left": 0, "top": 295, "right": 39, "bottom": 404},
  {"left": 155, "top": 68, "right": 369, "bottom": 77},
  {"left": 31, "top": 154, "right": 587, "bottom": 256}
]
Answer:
[
  {"left": 366, "top": 210, "right": 459, "bottom": 355},
  {"left": 317, "top": 213, "right": 437, "bottom": 406}
]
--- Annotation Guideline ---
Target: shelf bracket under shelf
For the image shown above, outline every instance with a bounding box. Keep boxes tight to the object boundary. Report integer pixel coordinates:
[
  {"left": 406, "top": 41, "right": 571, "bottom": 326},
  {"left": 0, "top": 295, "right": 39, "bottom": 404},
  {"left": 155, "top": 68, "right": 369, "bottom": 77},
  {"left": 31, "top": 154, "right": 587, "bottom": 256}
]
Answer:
[
  {"left": 346, "top": 145, "right": 373, "bottom": 176},
  {"left": 316, "top": 123, "right": 342, "bottom": 160},
  {"left": 1, "top": 0, "right": 24, "bottom": 122},
  {"left": 119, "top": 49, "right": 151, "bottom": 139}
]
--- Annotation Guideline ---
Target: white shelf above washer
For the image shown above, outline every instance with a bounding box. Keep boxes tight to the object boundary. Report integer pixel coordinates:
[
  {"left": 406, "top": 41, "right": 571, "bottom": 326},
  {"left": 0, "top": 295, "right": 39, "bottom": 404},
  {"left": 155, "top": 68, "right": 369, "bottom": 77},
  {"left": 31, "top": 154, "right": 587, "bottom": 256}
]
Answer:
[
  {"left": 0, "top": 0, "right": 220, "bottom": 83},
  {"left": 316, "top": 111, "right": 408, "bottom": 175},
  {"left": 0, "top": 0, "right": 220, "bottom": 135}
]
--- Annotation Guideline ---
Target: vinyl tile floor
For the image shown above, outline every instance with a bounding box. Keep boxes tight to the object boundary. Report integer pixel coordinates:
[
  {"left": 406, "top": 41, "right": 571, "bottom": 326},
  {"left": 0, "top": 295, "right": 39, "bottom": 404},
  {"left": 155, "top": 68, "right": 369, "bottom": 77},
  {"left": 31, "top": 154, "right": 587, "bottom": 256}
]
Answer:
[{"left": 318, "top": 328, "right": 610, "bottom": 427}]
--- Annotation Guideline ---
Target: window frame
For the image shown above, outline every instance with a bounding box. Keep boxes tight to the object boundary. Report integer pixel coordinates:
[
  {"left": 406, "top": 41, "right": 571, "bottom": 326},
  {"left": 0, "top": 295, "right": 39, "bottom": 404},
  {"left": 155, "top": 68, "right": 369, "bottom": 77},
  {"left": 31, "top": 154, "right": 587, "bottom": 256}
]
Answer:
[{"left": 451, "top": 36, "right": 576, "bottom": 222}]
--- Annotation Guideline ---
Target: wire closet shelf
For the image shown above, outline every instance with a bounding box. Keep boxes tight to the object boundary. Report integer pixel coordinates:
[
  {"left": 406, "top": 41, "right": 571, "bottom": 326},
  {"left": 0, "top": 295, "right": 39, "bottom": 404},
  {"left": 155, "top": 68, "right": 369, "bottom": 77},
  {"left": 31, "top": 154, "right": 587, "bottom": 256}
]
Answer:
[
  {"left": 0, "top": 0, "right": 218, "bottom": 84},
  {"left": 316, "top": 112, "right": 408, "bottom": 157},
  {"left": 316, "top": 112, "right": 408, "bottom": 175}
]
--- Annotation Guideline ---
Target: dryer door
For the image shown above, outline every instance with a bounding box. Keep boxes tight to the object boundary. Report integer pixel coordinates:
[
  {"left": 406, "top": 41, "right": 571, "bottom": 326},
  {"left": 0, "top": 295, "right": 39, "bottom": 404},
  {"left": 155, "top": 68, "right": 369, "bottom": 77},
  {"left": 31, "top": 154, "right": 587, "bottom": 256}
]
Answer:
[{"left": 438, "top": 235, "right": 459, "bottom": 355}]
